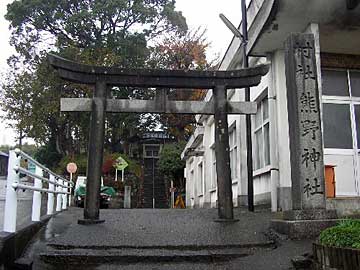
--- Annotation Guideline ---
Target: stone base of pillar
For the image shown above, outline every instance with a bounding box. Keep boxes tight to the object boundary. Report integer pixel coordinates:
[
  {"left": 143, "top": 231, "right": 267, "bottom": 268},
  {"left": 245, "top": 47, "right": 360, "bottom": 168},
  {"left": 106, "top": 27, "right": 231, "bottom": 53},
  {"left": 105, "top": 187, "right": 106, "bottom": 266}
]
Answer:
[
  {"left": 213, "top": 218, "right": 239, "bottom": 223},
  {"left": 270, "top": 209, "right": 339, "bottom": 239},
  {"left": 78, "top": 219, "right": 105, "bottom": 225},
  {"left": 283, "top": 209, "right": 337, "bottom": 220}
]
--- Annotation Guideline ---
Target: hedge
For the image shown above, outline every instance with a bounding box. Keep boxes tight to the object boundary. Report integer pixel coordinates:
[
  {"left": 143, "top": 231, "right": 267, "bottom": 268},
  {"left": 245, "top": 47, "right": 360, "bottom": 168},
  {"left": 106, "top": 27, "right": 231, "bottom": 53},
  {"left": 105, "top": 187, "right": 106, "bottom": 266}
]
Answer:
[{"left": 319, "top": 219, "right": 360, "bottom": 249}]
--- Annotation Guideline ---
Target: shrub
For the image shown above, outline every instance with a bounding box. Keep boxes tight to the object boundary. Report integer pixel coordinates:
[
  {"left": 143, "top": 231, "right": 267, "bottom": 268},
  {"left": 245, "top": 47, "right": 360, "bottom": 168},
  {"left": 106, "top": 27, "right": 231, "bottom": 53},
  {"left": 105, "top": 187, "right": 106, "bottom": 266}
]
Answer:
[{"left": 319, "top": 219, "right": 360, "bottom": 249}]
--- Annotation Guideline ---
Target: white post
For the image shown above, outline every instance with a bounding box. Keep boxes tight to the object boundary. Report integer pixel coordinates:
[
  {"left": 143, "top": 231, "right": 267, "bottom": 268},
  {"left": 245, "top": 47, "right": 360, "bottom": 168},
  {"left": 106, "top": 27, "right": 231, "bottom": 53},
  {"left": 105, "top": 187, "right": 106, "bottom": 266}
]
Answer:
[
  {"left": 122, "top": 169, "right": 124, "bottom": 182},
  {"left": 56, "top": 178, "right": 62, "bottom": 212},
  {"left": 62, "top": 180, "right": 68, "bottom": 210},
  {"left": 115, "top": 169, "right": 118, "bottom": 182},
  {"left": 68, "top": 173, "right": 72, "bottom": 207},
  {"left": 3, "top": 150, "right": 20, "bottom": 233},
  {"left": 32, "top": 165, "right": 43, "bottom": 222},
  {"left": 47, "top": 174, "right": 55, "bottom": 215}
]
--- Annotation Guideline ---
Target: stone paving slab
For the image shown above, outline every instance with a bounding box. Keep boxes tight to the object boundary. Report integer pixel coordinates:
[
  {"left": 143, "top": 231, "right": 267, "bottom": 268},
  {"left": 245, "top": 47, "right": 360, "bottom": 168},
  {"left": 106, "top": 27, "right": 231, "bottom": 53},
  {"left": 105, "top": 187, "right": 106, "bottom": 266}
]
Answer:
[
  {"left": 40, "top": 246, "right": 252, "bottom": 265},
  {"left": 49, "top": 207, "right": 272, "bottom": 249}
]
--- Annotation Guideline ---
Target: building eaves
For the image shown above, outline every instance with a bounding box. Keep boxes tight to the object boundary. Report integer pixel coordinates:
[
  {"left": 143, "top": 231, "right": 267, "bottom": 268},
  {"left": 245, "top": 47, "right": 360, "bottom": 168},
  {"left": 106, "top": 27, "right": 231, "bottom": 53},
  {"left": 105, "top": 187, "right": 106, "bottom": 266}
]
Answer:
[{"left": 181, "top": 126, "right": 205, "bottom": 160}]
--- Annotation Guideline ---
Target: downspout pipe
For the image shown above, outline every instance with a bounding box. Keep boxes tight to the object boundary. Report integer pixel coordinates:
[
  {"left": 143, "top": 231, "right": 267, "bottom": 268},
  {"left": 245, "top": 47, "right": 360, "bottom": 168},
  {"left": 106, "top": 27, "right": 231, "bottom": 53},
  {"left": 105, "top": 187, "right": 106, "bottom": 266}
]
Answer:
[{"left": 268, "top": 53, "right": 279, "bottom": 212}]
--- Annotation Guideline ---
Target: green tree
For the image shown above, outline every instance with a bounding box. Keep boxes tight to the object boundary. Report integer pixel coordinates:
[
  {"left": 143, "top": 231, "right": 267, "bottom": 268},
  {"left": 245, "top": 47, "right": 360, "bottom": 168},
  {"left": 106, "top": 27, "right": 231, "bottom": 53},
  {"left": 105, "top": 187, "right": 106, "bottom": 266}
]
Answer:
[
  {"left": 5, "top": 0, "right": 187, "bottom": 67},
  {"left": 158, "top": 141, "right": 186, "bottom": 188},
  {"left": 1, "top": 0, "right": 188, "bottom": 158}
]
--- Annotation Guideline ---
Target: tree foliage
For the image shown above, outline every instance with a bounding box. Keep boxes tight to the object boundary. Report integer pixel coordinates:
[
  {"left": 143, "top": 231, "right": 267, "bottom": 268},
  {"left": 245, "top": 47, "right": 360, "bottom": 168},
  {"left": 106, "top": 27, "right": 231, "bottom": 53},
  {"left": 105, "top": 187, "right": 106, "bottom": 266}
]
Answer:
[
  {"left": 1, "top": 0, "right": 216, "bottom": 176},
  {"left": 1, "top": 0, "right": 187, "bottom": 159},
  {"left": 148, "top": 29, "right": 215, "bottom": 140},
  {"left": 158, "top": 141, "right": 185, "bottom": 182},
  {"left": 5, "top": 0, "right": 187, "bottom": 67}
]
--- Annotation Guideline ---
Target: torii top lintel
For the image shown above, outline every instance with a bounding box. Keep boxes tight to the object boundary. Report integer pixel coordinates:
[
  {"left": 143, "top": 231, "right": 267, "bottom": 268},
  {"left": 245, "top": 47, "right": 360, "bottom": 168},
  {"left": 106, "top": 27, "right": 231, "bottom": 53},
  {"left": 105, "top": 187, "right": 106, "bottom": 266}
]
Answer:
[{"left": 48, "top": 54, "right": 269, "bottom": 89}]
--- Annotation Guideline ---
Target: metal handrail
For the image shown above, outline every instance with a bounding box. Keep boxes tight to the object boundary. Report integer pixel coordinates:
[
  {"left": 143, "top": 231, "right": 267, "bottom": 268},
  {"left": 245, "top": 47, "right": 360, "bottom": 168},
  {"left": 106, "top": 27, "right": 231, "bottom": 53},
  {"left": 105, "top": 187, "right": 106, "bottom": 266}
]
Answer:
[
  {"left": 12, "top": 183, "right": 70, "bottom": 195},
  {"left": 14, "top": 148, "right": 51, "bottom": 174},
  {"left": 3, "top": 149, "right": 74, "bottom": 233},
  {"left": 15, "top": 166, "right": 69, "bottom": 188},
  {"left": 14, "top": 148, "right": 73, "bottom": 184}
]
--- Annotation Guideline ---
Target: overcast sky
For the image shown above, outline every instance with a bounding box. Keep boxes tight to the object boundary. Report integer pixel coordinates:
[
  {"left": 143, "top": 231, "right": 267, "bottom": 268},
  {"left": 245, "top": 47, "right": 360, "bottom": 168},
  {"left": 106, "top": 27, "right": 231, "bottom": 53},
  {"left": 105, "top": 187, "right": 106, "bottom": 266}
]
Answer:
[{"left": 0, "top": 0, "right": 242, "bottom": 146}]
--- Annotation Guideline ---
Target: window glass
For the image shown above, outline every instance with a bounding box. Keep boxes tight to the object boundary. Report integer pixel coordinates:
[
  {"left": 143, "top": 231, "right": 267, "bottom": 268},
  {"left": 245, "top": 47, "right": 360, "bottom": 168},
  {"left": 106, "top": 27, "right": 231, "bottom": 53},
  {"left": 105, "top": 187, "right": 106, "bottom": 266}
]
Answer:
[
  {"left": 264, "top": 123, "right": 270, "bottom": 166},
  {"left": 144, "top": 145, "right": 160, "bottom": 157},
  {"left": 252, "top": 94, "right": 270, "bottom": 170},
  {"left": 229, "top": 128, "right": 238, "bottom": 179},
  {"left": 263, "top": 97, "right": 269, "bottom": 120},
  {"left": 197, "top": 162, "right": 203, "bottom": 194},
  {"left": 211, "top": 148, "right": 217, "bottom": 188},
  {"left": 255, "top": 103, "right": 262, "bottom": 128},
  {"left": 322, "top": 70, "right": 349, "bottom": 96},
  {"left": 255, "top": 129, "right": 263, "bottom": 170},
  {"left": 350, "top": 71, "right": 360, "bottom": 97},
  {"left": 234, "top": 146, "right": 238, "bottom": 178},
  {"left": 354, "top": 105, "right": 360, "bottom": 147},
  {"left": 323, "top": 103, "right": 352, "bottom": 149}
]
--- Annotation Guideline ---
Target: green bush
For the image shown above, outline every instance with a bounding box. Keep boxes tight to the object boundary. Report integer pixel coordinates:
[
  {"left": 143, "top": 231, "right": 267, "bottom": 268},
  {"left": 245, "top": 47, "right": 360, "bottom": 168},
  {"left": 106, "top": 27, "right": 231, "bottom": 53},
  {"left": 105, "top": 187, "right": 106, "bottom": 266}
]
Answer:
[{"left": 319, "top": 219, "right": 360, "bottom": 249}]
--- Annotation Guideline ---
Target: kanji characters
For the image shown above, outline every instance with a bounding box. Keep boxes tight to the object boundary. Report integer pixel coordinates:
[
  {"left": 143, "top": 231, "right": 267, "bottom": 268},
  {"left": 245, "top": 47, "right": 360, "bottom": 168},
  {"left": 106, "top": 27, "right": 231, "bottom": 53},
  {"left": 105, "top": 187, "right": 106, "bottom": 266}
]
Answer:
[
  {"left": 301, "top": 120, "right": 319, "bottom": 140},
  {"left": 302, "top": 148, "right": 321, "bottom": 169},
  {"left": 300, "top": 92, "right": 317, "bottom": 113},
  {"left": 303, "top": 178, "right": 323, "bottom": 198}
]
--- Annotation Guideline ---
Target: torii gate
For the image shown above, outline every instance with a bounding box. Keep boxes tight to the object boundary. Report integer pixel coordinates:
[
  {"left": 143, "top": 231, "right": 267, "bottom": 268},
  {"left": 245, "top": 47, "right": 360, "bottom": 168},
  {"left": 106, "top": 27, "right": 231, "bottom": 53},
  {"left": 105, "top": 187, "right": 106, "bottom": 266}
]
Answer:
[{"left": 49, "top": 54, "right": 269, "bottom": 224}]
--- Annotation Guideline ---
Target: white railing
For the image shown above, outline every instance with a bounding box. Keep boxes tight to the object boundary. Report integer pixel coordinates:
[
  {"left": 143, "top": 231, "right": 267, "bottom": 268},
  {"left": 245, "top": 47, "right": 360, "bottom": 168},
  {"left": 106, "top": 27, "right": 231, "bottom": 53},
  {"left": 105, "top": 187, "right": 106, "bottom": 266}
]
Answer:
[{"left": 3, "top": 149, "right": 74, "bottom": 233}]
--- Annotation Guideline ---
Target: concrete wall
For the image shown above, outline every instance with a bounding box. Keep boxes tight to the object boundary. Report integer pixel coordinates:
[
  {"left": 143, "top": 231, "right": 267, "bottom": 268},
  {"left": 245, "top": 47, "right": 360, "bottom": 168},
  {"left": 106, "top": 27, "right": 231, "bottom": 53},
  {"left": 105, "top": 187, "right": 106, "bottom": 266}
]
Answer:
[{"left": 326, "top": 197, "right": 360, "bottom": 217}]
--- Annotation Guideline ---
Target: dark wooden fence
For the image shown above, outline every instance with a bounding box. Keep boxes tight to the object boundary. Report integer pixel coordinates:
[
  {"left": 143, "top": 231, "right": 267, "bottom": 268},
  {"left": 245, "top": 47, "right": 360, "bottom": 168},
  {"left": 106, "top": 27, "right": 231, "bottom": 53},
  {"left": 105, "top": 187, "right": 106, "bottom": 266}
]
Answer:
[{"left": 313, "top": 243, "right": 360, "bottom": 270}]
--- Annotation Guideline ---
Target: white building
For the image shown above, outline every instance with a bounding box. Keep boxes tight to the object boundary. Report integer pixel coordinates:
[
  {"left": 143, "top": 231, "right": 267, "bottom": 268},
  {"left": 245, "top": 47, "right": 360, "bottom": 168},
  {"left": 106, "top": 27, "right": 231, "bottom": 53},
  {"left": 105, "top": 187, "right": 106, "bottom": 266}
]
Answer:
[{"left": 181, "top": 0, "right": 360, "bottom": 215}]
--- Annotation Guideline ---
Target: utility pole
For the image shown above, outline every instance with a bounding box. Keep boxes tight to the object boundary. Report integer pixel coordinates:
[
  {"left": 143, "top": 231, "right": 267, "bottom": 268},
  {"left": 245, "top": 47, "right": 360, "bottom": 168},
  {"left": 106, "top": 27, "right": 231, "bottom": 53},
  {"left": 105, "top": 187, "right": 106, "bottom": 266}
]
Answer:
[
  {"left": 241, "top": 0, "right": 254, "bottom": 212},
  {"left": 219, "top": 0, "right": 254, "bottom": 212}
]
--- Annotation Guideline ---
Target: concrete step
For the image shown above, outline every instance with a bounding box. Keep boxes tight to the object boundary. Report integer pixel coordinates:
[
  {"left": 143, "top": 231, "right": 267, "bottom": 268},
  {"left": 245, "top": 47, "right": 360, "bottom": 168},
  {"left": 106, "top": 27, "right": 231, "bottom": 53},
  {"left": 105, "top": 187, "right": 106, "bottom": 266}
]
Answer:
[{"left": 39, "top": 246, "right": 259, "bottom": 266}]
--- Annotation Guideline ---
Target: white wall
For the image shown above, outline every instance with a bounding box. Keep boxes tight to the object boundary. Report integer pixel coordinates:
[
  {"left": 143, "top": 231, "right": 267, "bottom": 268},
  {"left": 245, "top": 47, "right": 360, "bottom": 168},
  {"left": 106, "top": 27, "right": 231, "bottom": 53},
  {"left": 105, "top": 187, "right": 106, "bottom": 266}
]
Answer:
[{"left": 185, "top": 57, "right": 274, "bottom": 208}]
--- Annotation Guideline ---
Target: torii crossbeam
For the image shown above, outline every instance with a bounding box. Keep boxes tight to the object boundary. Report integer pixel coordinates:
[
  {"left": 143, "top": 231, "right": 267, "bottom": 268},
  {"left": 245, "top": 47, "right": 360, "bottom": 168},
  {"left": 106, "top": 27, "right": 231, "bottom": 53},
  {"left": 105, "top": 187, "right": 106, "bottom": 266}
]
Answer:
[{"left": 49, "top": 54, "right": 269, "bottom": 224}]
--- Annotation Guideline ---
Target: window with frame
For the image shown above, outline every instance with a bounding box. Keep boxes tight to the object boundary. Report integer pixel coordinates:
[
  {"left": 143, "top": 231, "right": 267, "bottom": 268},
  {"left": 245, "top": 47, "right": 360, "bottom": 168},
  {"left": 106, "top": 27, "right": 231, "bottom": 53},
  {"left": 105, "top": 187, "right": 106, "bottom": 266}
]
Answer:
[
  {"left": 210, "top": 145, "right": 217, "bottom": 189},
  {"left": 253, "top": 94, "right": 270, "bottom": 170},
  {"left": 322, "top": 69, "right": 360, "bottom": 150},
  {"left": 143, "top": 144, "right": 161, "bottom": 158},
  {"left": 229, "top": 126, "right": 238, "bottom": 180},
  {"left": 197, "top": 161, "right": 204, "bottom": 195},
  {"left": 190, "top": 169, "right": 195, "bottom": 199}
]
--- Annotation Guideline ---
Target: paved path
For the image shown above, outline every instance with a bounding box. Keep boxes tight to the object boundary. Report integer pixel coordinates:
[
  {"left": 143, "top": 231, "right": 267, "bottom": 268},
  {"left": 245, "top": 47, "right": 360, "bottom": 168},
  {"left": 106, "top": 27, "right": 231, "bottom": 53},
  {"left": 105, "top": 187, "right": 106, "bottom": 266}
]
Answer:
[
  {"left": 50, "top": 208, "right": 272, "bottom": 248},
  {"left": 18, "top": 207, "right": 314, "bottom": 269}
]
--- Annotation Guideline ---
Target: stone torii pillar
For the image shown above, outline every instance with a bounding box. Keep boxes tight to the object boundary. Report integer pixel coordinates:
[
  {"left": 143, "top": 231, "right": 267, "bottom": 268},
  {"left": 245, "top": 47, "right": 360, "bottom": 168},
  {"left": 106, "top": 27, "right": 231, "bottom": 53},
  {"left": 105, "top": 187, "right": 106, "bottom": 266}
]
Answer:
[
  {"left": 213, "top": 85, "right": 233, "bottom": 220},
  {"left": 82, "top": 81, "right": 107, "bottom": 224},
  {"left": 49, "top": 54, "right": 269, "bottom": 223}
]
